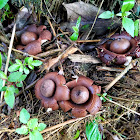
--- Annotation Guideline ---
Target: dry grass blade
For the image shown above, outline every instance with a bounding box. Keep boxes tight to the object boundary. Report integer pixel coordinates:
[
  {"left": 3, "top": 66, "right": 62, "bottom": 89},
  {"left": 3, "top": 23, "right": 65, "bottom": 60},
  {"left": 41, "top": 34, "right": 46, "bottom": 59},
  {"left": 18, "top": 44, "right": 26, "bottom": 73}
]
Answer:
[
  {"left": 1, "top": 23, "right": 16, "bottom": 102},
  {"left": 85, "top": 0, "right": 105, "bottom": 40}
]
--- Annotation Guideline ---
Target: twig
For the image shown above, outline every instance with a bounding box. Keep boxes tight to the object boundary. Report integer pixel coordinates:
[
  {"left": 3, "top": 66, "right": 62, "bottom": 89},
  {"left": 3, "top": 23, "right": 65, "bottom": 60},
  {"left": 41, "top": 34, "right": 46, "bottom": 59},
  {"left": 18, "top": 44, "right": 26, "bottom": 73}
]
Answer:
[
  {"left": 105, "top": 60, "right": 136, "bottom": 92},
  {"left": 12, "top": 48, "right": 41, "bottom": 60},
  {"left": 46, "top": 16, "right": 56, "bottom": 37},
  {"left": 85, "top": 0, "right": 105, "bottom": 40},
  {"left": 19, "top": 111, "right": 103, "bottom": 140},
  {"left": 76, "top": 39, "right": 101, "bottom": 43},
  {"left": 36, "top": 49, "right": 62, "bottom": 57},
  {"left": 1, "top": 23, "right": 16, "bottom": 102}
]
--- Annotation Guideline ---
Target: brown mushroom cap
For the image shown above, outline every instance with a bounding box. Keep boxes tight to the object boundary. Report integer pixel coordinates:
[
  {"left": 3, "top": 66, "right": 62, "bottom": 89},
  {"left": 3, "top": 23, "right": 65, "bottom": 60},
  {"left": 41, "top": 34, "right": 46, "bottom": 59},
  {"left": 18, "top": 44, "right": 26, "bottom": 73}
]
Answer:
[
  {"left": 37, "top": 25, "right": 47, "bottom": 34},
  {"left": 21, "top": 31, "right": 38, "bottom": 45},
  {"left": 59, "top": 76, "right": 102, "bottom": 118},
  {"left": 39, "top": 30, "right": 52, "bottom": 43},
  {"left": 97, "top": 31, "right": 139, "bottom": 65},
  {"left": 71, "top": 86, "right": 89, "bottom": 104},
  {"left": 35, "top": 72, "right": 70, "bottom": 110},
  {"left": 24, "top": 40, "right": 42, "bottom": 55},
  {"left": 40, "top": 79, "right": 55, "bottom": 97},
  {"left": 16, "top": 45, "right": 25, "bottom": 51},
  {"left": 26, "top": 24, "right": 38, "bottom": 34},
  {"left": 110, "top": 38, "right": 130, "bottom": 54}
]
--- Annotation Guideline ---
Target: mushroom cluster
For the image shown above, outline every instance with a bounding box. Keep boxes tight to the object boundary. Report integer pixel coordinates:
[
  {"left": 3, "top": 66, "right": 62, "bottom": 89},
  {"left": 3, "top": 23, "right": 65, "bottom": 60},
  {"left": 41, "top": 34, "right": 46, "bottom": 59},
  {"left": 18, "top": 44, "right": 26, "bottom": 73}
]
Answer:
[
  {"left": 35, "top": 72, "right": 102, "bottom": 118},
  {"left": 16, "top": 24, "right": 52, "bottom": 55},
  {"left": 97, "top": 32, "right": 140, "bottom": 65}
]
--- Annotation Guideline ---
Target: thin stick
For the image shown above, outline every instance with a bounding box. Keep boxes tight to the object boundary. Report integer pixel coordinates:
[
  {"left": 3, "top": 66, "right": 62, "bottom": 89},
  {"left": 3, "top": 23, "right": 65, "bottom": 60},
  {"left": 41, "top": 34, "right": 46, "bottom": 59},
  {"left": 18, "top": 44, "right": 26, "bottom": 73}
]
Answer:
[
  {"left": 19, "top": 111, "right": 103, "bottom": 140},
  {"left": 46, "top": 16, "right": 56, "bottom": 37},
  {"left": 1, "top": 23, "right": 16, "bottom": 102},
  {"left": 105, "top": 61, "right": 134, "bottom": 92},
  {"left": 85, "top": 0, "right": 104, "bottom": 40},
  {"left": 36, "top": 49, "right": 62, "bottom": 57},
  {"left": 11, "top": 48, "right": 41, "bottom": 60},
  {"left": 76, "top": 39, "right": 101, "bottom": 43}
]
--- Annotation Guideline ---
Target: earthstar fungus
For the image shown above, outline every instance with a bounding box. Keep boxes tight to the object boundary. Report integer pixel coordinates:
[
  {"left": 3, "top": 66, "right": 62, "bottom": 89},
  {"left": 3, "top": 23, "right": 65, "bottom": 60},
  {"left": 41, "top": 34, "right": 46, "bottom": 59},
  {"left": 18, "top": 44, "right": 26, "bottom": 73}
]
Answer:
[
  {"left": 59, "top": 76, "right": 102, "bottom": 118},
  {"left": 97, "top": 32, "right": 140, "bottom": 65},
  {"left": 16, "top": 24, "right": 52, "bottom": 55},
  {"left": 35, "top": 72, "right": 70, "bottom": 110}
]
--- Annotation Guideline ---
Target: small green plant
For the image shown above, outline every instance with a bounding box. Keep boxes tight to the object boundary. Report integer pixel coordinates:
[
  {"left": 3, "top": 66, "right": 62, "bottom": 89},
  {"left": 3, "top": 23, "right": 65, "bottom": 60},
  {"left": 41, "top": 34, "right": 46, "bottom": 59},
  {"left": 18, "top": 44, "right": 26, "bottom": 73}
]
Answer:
[
  {"left": 98, "top": 0, "right": 139, "bottom": 37},
  {"left": 97, "top": 93, "right": 112, "bottom": 102},
  {"left": 0, "top": 0, "right": 9, "bottom": 9},
  {"left": 0, "top": 54, "right": 42, "bottom": 108},
  {"left": 16, "top": 108, "right": 46, "bottom": 140},
  {"left": 70, "top": 16, "right": 81, "bottom": 41},
  {"left": 8, "top": 57, "right": 42, "bottom": 74},
  {"left": 86, "top": 120, "right": 101, "bottom": 140},
  {"left": 1, "top": 3, "right": 14, "bottom": 22}
]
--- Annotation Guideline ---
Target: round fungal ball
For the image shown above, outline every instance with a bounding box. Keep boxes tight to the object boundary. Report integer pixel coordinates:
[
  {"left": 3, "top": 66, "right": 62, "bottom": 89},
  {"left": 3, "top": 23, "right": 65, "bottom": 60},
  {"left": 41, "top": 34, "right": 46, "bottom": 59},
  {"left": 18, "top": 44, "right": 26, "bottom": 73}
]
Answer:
[
  {"left": 71, "top": 86, "right": 89, "bottom": 104},
  {"left": 40, "top": 79, "right": 55, "bottom": 97},
  {"left": 110, "top": 38, "right": 131, "bottom": 54},
  {"left": 21, "top": 31, "right": 38, "bottom": 45}
]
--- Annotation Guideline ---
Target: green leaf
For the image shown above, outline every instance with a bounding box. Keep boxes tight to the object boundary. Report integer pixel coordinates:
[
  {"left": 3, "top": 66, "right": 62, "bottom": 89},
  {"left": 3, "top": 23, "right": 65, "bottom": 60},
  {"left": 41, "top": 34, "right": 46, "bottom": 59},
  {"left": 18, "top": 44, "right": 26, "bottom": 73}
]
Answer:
[
  {"left": 27, "top": 118, "right": 38, "bottom": 130},
  {"left": 70, "top": 32, "right": 79, "bottom": 41},
  {"left": 4, "top": 86, "right": 15, "bottom": 108},
  {"left": 16, "top": 82, "right": 23, "bottom": 87},
  {"left": 0, "top": 79, "right": 3, "bottom": 90},
  {"left": 0, "top": 71, "right": 7, "bottom": 79},
  {"left": 0, "top": 0, "right": 9, "bottom": 9},
  {"left": 122, "top": 17, "right": 134, "bottom": 37},
  {"left": 24, "top": 67, "right": 30, "bottom": 75},
  {"left": 4, "top": 3, "right": 9, "bottom": 11},
  {"left": 17, "top": 74, "right": 27, "bottom": 82},
  {"left": 38, "top": 123, "right": 46, "bottom": 131},
  {"left": 76, "top": 16, "right": 81, "bottom": 28},
  {"left": 73, "top": 130, "right": 80, "bottom": 139},
  {"left": 31, "top": 60, "right": 42, "bottom": 66},
  {"left": 121, "top": 0, "right": 135, "bottom": 13},
  {"left": 86, "top": 121, "right": 101, "bottom": 140},
  {"left": 98, "top": 11, "right": 114, "bottom": 19},
  {"left": 72, "top": 26, "right": 79, "bottom": 33},
  {"left": 28, "top": 57, "right": 33, "bottom": 64},
  {"left": 0, "top": 53, "right": 2, "bottom": 70},
  {"left": 134, "top": 19, "right": 139, "bottom": 36},
  {"left": 1, "top": 86, "right": 7, "bottom": 91},
  {"left": 19, "top": 65, "right": 24, "bottom": 72},
  {"left": 15, "top": 59, "right": 22, "bottom": 65},
  {"left": 19, "top": 108, "right": 30, "bottom": 124},
  {"left": 29, "top": 130, "right": 43, "bottom": 140},
  {"left": 102, "top": 93, "right": 107, "bottom": 97},
  {"left": 116, "top": 11, "right": 131, "bottom": 17},
  {"left": 16, "top": 125, "right": 28, "bottom": 135},
  {"left": 24, "top": 57, "right": 30, "bottom": 64},
  {"left": 28, "top": 64, "right": 34, "bottom": 70},
  {"left": 8, "top": 64, "right": 20, "bottom": 72},
  {"left": 8, "top": 72, "right": 22, "bottom": 82},
  {"left": 15, "top": 88, "right": 19, "bottom": 94}
]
